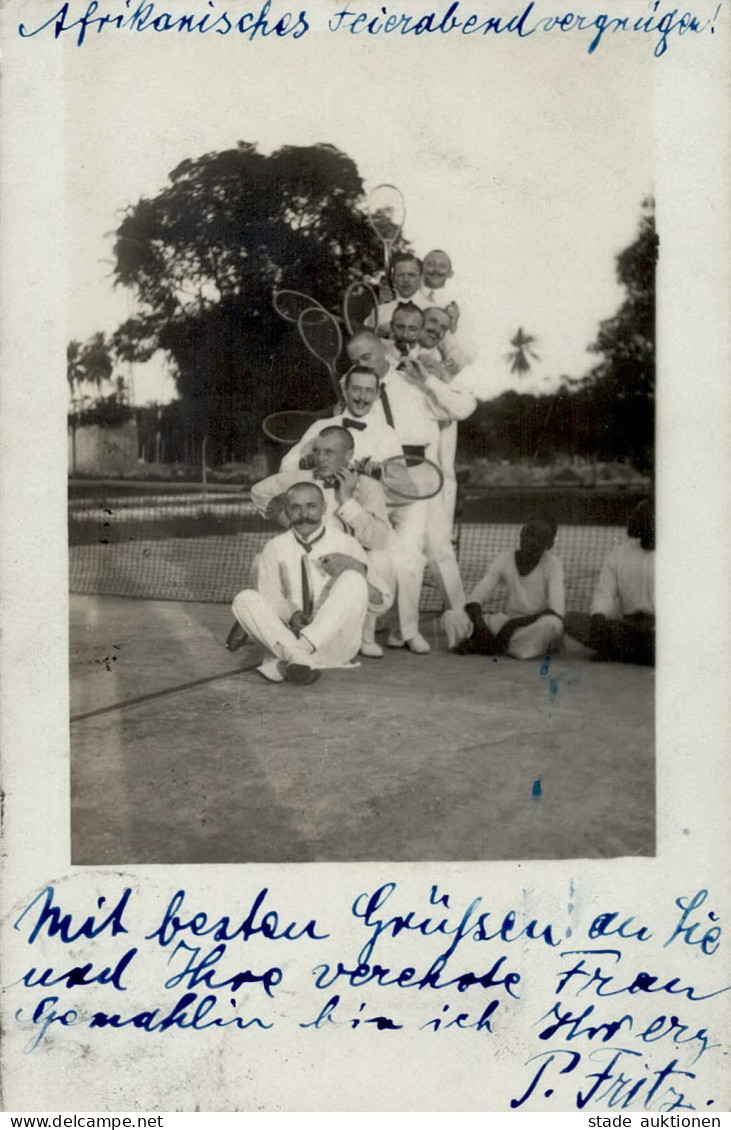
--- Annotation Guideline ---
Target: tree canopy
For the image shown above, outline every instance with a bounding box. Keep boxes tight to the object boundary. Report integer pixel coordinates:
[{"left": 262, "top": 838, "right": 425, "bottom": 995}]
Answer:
[{"left": 110, "top": 142, "right": 389, "bottom": 461}]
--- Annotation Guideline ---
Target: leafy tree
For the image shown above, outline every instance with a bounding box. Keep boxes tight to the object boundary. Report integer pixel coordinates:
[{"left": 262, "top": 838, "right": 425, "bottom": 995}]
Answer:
[
  {"left": 582, "top": 197, "right": 657, "bottom": 471},
  {"left": 110, "top": 142, "right": 391, "bottom": 462}
]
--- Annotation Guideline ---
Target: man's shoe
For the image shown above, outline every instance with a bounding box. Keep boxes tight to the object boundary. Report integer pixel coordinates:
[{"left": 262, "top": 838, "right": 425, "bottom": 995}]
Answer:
[
  {"left": 226, "top": 621, "right": 250, "bottom": 651},
  {"left": 256, "top": 659, "right": 285, "bottom": 683},
  {"left": 405, "top": 632, "right": 430, "bottom": 654},
  {"left": 360, "top": 640, "right": 384, "bottom": 658},
  {"left": 386, "top": 631, "right": 430, "bottom": 654},
  {"left": 284, "top": 663, "right": 321, "bottom": 685}
]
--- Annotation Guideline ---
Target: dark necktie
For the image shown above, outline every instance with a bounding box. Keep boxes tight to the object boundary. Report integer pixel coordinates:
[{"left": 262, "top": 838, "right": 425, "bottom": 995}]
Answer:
[
  {"left": 342, "top": 417, "right": 367, "bottom": 431},
  {"left": 300, "top": 556, "right": 313, "bottom": 620},
  {"left": 295, "top": 527, "right": 326, "bottom": 619},
  {"left": 379, "top": 385, "right": 395, "bottom": 429}
]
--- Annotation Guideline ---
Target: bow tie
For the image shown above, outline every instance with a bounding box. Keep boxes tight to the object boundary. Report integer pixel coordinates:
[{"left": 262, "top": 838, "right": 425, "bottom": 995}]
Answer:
[{"left": 342, "top": 417, "right": 367, "bottom": 431}]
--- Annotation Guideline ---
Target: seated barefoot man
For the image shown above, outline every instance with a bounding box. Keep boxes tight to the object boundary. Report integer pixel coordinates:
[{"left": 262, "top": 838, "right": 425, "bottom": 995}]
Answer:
[
  {"left": 232, "top": 483, "right": 373, "bottom": 685},
  {"left": 446, "top": 518, "right": 565, "bottom": 659},
  {"left": 249, "top": 425, "right": 394, "bottom": 658},
  {"left": 564, "top": 499, "right": 655, "bottom": 666},
  {"left": 280, "top": 366, "right": 403, "bottom": 472}
]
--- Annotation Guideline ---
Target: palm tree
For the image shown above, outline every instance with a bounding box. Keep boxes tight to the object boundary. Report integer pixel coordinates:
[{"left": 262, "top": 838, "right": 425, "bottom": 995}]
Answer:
[
  {"left": 67, "top": 333, "right": 114, "bottom": 394},
  {"left": 67, "top": 340, "right": 85, "bottom": 393},
  {"left": 504, "top": 327, "right": 540, "bottom": 377}
]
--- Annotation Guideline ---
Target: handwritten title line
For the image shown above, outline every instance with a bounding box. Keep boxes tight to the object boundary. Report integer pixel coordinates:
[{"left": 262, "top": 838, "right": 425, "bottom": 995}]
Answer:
[{"left": 17, "top": 0, "right": 723, "bottom": 56}]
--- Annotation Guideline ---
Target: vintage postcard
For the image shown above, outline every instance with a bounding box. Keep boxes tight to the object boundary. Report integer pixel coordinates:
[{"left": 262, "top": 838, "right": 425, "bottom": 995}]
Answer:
[{"left": 1, "top": 0, "right": 729, "bottom": 1114}]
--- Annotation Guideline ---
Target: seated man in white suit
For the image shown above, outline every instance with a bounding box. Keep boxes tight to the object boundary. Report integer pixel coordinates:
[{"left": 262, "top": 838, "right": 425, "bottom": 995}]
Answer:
[
  {"left": 250, "top": 425, "right": 395, "bottom": 658},
  {"left": 232, "top": 482, "right": 372, "bottom": 685}
]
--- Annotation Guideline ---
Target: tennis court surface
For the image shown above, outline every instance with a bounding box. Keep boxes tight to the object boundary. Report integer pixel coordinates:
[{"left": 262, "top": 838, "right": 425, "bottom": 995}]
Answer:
[{"left": 70, "top": 594, "right": 654, "bottom": 864}]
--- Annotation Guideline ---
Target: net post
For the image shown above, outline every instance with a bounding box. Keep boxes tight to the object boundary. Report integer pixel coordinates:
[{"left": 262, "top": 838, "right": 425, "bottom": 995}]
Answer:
[{"left": 202, "top": 434, "right": 208, "bottom": 495}]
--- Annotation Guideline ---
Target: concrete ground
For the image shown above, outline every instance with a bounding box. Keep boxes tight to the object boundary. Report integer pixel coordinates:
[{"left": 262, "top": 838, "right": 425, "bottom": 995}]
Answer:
[{"left": 70, "top": 594, "right": 655, "bottom": 864}]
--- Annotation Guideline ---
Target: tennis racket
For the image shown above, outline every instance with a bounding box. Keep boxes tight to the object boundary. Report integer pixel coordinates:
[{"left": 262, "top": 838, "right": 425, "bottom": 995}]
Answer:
[
  {"left": 262, "top": 410, "right": 321, "bottom": 445},
  {"left": 297, "top": 306, "right": 343, "bottom": 400},
  {"left": 343, "top": 280, "right": 379, "bottom": 335},
  {"left": 273, "top": 289, "right": 326, "bottom": 324},
  {"left": 355, "top": 453, "right": 444, "bottom": 501},
  {"left": 367, "top": 183, "right": 406, "bottom": 276}
]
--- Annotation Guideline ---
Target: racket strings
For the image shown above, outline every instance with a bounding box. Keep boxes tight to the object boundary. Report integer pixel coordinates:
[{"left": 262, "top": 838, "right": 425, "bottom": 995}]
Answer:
[
  {"left": 343, "top": 281, "right": 378, "bottom": 334},
  {"left": 298, "top": 307, "right": 343, "bottom": 367},
  {"left": 273, "top": 289, "right": 325, "bottom": 323},
  {"left": 263, "top": 411, "right": 321, "bottom": 445},
  {"left": 379, "top": 455, "right": 444, "bottom": 501},
  {"left": 367, "top": 184, "right": 406, "bottom": 244}
]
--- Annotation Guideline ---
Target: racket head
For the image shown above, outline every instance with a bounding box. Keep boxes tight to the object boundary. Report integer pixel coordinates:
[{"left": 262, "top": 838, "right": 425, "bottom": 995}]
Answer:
[
  {"left": 343, "top": 280, "right": 379, "bottom": 335},
  {"left": 297, "top": 305, "right": 343, "bottom": 379},
  {"left": 367, "top": 184, "right": 406, "bottom": 269},
  {"left": 262, "top": 411, "right": 321, "bottom": 445},
  {"left": 379, "top": 453, "right": 444, "bottom": 501},
  {"left": 273, "top": 289, "right": 326, "bottom": 324}
]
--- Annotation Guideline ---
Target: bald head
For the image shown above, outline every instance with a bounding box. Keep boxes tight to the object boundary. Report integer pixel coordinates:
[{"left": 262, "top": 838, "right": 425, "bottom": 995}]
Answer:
[
  {"left": 423, "top": 249, "right": 453, "bottom": 291},
  {"left": 311, "top": 426, "right": 353, "bottom": 480}
]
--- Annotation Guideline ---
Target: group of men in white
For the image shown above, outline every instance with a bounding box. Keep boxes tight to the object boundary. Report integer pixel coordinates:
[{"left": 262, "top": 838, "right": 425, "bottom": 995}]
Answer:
[{"left": 227, "top": 250, "right": 656, "bottom": 686}]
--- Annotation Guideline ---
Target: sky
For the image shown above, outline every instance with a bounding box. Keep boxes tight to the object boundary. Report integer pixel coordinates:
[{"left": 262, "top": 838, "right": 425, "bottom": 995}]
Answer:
[{"left": 65, "top": 26, "right": 653, "bottom": 405}]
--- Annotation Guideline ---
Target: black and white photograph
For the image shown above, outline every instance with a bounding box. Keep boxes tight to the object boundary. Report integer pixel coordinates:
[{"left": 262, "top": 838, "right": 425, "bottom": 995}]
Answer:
[{"left": 65, "top": 32, "right": 656, "bottom": 865}]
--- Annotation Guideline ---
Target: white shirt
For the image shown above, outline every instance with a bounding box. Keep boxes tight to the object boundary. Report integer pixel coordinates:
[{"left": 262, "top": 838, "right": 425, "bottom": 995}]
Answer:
[
  {"left": 421, "top": 282, "right": 461, "bottom": 307},
  {"left": 381, "top": 357, "right": 477, "bottom": 433},
  {"left": 256, "top": 525, "right": 368, "bottom": 625},
  {"left": 591, "top": 538, "right": 655, "bottom": 618},
  {"left": 250, "top": 467, "right": 391, "bottom": 550},
  {"left": 378, "top": 362, "right": 441, "bottom": 452},
  {"left": 280, "top": 411, "right": 403, "bottom": 471},
  {"left": 469, "top": 549, "right": 566, "bottom": 618}
]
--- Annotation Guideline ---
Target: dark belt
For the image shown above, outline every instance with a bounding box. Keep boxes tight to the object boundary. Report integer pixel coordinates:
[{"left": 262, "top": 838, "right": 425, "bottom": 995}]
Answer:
[{"left": 402, "top": 444, "right": 425, "bottom": 459}]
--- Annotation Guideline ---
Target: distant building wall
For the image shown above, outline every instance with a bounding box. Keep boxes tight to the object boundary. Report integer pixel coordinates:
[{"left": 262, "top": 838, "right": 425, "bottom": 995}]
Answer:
[{"left": 68, "top": 423, "right": 139, "bottom": 476}]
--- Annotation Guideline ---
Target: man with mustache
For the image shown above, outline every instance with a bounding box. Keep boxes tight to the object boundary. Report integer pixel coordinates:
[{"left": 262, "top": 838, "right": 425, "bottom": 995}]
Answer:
[
  {"left": 248, "top": 425, "right": 394, "bottom": 658},
  {"left": 366, "top": 252, "right": 429, "bottom": 336},
  {"left": 280, "top": 367, "right": 403, "bottom": 472},
  {"left": 231, "top": 482, "right": 371, "bottom": 684}
]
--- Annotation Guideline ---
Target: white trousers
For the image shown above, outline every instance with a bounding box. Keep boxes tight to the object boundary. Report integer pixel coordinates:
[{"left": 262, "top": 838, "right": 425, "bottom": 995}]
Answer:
[
  {"left": 437, "top": 421, "right": 458, "bottom": 529},
  {"left": 232, "top": 570, "right": 369, "bottom": 669},
  {"left": 389, "top": 495, "right": 466, "bottom": 639}
]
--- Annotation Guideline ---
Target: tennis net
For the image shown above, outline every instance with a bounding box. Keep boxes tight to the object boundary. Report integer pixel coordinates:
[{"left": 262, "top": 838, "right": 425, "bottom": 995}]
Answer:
[{"left": 69, "top": 485, "right": 646, "bottom": 613}]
